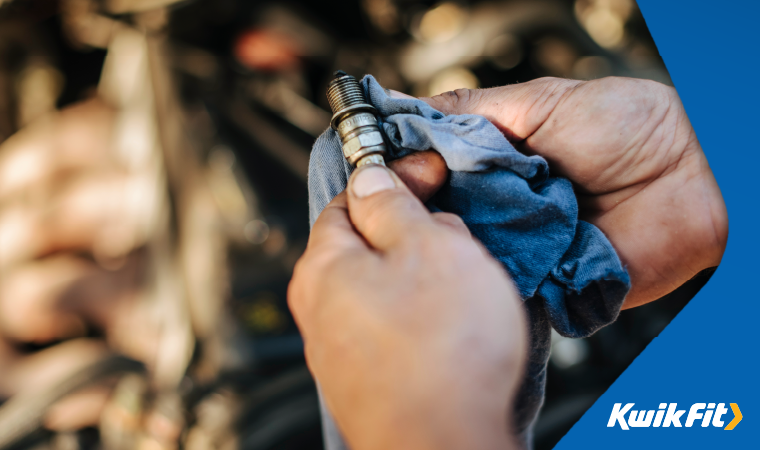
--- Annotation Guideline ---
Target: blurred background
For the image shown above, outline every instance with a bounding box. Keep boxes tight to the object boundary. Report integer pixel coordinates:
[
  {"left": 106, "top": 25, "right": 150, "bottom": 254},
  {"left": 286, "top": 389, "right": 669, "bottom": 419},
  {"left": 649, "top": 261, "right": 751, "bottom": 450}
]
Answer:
[{"left": 0, "top": 0, "right": 711, "bottom": 449}]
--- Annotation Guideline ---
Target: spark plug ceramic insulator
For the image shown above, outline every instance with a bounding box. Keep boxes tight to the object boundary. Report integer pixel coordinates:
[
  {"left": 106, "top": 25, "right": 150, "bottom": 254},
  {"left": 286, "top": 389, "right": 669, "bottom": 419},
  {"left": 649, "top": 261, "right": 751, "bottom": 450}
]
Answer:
[{"left": 326, "top": 71, "right": 387, "bottom": 167}]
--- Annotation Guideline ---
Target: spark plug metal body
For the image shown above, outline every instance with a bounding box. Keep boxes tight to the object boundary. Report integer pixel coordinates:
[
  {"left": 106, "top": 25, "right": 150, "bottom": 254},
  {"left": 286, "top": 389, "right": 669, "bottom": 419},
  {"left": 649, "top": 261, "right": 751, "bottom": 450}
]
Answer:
[{"left": 326, "top": 71, "right": 386, "bottom": 167}]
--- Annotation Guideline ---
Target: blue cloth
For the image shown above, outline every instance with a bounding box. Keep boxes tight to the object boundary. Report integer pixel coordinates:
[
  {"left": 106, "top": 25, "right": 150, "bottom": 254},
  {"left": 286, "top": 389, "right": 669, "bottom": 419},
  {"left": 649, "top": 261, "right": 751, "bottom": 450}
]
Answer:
[{"left": 308, "top": 76, "right": 630, "bottom": 449}]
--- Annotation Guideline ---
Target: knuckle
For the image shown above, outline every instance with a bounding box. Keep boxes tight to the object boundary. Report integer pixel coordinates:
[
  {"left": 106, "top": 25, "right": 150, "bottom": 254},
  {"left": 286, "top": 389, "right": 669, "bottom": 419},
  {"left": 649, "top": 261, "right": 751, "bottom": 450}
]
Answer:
[
  {"left": 426, "top": 88, "right": 475, "bottom": 114},
  {"left": 450, "top": 88, "right": 472, "bottom": 102},
  {"left": 290, "top": 248, "right": 340, "bottom": 291},
  {"left": 290, "top": 254, "right": 311, "bottom": 287},
  {"left": 435, "top": 211, "right": 465, "bottom": 226},
  {"left": 532, "top": 76, "right": 583, "bottom": 96},
  {"left": 432, "top": 212, "right": 471, "bottom": 237},
  {"left": 286, "top": 278, "right": 303, "bottom": 312},
  {"left": 288, "top": 259, "right": 311, "bottom": 310},
  {"left": 532, "top": 76, "right": 563, "bottom": 84}
]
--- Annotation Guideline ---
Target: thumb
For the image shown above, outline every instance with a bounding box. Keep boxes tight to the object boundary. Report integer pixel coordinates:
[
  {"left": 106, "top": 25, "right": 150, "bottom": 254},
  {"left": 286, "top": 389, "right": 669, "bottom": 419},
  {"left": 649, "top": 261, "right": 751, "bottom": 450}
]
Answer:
[
  {"left": 419, "top": 77, "right": 582, "bottom": 142},
  {"left": 347, "top": 164, "right": 434, "bottom": 251}
]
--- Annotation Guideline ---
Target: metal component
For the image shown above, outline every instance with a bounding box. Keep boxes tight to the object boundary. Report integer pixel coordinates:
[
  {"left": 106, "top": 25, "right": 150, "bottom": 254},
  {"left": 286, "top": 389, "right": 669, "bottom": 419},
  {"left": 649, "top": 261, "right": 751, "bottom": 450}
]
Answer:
[{"left": 326, "top": 71, "right": 386, "bottom": 167}]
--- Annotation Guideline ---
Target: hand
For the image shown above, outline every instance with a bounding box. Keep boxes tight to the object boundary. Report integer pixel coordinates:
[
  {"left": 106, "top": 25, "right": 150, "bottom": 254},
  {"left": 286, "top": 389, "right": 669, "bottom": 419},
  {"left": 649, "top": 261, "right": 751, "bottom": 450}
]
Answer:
[
  {"left": 416, "top": 77, "right": 728, "bottom": 308},
  {"left": 288, "top": 163, "right": 526, "bottom": 450}
]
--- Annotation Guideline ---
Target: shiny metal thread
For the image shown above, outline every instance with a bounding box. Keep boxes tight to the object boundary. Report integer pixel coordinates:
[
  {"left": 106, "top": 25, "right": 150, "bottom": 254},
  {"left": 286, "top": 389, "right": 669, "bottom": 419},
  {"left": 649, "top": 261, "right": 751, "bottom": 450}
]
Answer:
[
  {"left": 327, "top": 71, "right": 386, "bottom": 167},
  {"left": 326, "top": 76, "right": 366, "bottom": 114}
]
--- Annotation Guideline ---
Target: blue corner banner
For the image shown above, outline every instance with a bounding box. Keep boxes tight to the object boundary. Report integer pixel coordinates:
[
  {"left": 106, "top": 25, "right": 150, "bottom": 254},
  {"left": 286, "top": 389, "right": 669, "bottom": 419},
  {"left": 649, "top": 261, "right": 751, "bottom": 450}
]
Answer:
[{"left": 556, "top": 1, "right": 759, "bottom": 449}]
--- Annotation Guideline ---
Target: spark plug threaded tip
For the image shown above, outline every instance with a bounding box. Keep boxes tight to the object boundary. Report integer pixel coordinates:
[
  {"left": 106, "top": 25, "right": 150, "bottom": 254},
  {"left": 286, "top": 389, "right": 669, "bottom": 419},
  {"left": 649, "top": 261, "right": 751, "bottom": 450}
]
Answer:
[
  {"left": 327, "top": 74, "right": 365, "bottom": 114},
  {"left": 326, "top": 72, "right": 386, "bottom": 167}
]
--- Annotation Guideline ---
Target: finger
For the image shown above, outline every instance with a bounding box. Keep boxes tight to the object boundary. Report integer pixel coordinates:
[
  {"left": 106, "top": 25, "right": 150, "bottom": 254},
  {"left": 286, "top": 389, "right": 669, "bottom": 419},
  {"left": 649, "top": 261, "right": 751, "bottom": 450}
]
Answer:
[
  {"left": 388, "top": 90, "right": 450, "bottom": 201},
  {"left": 387, "top": 150, "right": 448, "bottom": 202},
  {"left": 431, "top": 212, "right": 470, "bottom": 237},
  {"left": 419, "top": 78, "right": 582, "bottom": 143},
  {"left": 347, "top": 164, "right": 433, "bottom": 251},
  {"left": 291, "top": 192, "right": 375, "bottom": 335},
  {"left": 308, "top": 192, "right": 369, "bottom": 254}
]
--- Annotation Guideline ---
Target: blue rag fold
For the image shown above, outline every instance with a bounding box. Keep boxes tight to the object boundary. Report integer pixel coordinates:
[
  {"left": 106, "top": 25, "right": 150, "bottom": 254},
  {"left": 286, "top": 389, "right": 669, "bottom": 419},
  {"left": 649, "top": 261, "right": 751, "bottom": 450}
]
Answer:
[{"left": 308, "top": 75, "right": 630, "bottom": 449}]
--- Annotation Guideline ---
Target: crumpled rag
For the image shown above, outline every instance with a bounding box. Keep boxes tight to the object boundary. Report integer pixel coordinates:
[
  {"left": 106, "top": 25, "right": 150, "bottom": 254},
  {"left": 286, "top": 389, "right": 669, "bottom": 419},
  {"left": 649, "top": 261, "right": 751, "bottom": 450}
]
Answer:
[{"left": 308, "top": 75, "right": 630, "bottom": 449}]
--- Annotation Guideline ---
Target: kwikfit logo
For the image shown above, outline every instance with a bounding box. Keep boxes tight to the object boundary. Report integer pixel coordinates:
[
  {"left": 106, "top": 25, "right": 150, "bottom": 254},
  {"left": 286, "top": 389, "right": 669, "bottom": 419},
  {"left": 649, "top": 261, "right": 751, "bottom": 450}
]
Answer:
[{"left": 607, "top": 403, "right": 742, "bottom": 430}]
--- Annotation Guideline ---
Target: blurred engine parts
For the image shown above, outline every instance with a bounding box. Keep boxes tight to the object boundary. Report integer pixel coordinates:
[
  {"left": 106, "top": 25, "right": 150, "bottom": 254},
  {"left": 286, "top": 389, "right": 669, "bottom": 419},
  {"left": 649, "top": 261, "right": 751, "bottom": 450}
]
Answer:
[{"left": 0, "top": 0, "right": 319, "bottom": 449}]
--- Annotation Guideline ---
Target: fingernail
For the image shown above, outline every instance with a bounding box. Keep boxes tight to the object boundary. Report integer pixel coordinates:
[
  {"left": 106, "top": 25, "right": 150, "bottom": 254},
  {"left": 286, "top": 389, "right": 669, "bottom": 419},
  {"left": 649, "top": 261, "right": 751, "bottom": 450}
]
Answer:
[{"left": 352, "top": 166, "right": 397, "bottom": 198}]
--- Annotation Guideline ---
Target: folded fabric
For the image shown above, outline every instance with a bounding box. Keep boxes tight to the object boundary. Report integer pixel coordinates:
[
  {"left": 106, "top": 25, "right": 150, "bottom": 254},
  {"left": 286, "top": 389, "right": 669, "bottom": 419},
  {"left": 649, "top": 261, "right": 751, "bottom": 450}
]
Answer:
[{"left": 308, "top": 75, "right": 630, "bottom": 449}]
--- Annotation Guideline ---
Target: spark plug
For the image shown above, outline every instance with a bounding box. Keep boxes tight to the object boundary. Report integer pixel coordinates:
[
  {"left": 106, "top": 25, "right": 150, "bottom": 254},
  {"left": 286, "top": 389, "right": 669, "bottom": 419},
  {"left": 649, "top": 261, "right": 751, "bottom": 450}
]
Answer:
[{"left": 326, "top": 71, "right": 386, "bottom": 167}]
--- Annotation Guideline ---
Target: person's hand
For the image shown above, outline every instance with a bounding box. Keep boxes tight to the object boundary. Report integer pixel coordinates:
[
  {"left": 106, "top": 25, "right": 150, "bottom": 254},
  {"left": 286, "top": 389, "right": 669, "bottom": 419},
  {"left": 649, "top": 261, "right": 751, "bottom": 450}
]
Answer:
[
  {"left": 288, "top": 163, "right": 526, "bottom": 450},
  {"left": 413, "top": 77, "right": 728, "bottom": 308}
]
